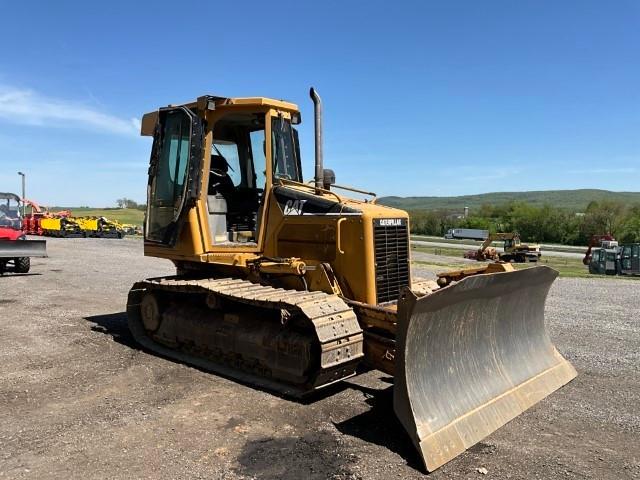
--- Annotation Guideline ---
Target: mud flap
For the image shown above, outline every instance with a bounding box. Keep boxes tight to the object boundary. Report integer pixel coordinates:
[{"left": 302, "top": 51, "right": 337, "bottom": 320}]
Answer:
[
  {"left": 0, "top": 239, "right": 47, "bottom": 258},
  {"left": 393, "top": 266, "right": 576, "bottom": 472}
]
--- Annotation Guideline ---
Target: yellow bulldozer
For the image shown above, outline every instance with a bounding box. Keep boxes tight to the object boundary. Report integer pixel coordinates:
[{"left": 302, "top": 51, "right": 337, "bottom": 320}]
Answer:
[{"left": 127, "top": 89, "right": 576, "bottom": 472}]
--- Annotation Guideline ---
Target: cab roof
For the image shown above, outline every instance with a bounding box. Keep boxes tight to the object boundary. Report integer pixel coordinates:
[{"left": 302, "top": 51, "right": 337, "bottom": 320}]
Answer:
[
  {"left": 0, "top": 192, "right": 20, "bottom": 202},
  {"left": 141, "top": 95, "right": 299, "bottom": 136}
]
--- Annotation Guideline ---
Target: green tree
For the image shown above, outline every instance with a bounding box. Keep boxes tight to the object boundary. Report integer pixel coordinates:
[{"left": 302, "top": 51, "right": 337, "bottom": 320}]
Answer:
[{"left": 583, "top": 200, "right": 625, "bottom": 236}]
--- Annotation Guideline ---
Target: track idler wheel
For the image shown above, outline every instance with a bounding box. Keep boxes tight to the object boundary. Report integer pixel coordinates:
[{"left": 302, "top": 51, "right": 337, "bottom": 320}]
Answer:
[{"left": 140, "top": 292, "right": 162, "bottom": 332}]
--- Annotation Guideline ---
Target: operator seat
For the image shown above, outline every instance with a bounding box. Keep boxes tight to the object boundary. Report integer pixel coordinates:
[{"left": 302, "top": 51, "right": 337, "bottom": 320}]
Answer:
[
  {"left": 207, "top": 154, "right": 235, "bottom": 243},
  {"left": 208, "top": 154, "right": 235, "bottom": 201}
]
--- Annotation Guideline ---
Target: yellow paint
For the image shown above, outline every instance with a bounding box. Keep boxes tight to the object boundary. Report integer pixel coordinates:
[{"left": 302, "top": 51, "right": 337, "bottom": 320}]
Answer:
[{"left": 141, "top": 95, "right": 409, "bottom": 305}]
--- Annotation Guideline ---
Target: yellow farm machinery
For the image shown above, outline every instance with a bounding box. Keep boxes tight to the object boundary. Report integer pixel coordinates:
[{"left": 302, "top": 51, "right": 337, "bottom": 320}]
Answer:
[{"left": 75, "top": 216, "right": 126, "bottom": 238}]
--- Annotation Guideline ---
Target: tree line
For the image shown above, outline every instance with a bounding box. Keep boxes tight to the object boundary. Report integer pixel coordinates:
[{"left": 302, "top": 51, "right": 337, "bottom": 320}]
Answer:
[
  {"left": 116, "top": 198, "right": 146, "bottom": 211},
  {"left": 409, "top": 200, "right": 640, "bottom": 245}
]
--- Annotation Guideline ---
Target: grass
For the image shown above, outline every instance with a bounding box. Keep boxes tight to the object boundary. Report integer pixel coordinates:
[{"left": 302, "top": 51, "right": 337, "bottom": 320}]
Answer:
[
  {"left": 411, "top": 244, "right": 640, "bottom": 279},
  {"left": 52, "top": 208, "right": 144, "bottom": 225},
  {"left": 412, "top": 245, "right": 470, "bottom": 258},
  {"left": 515, "top": 255, "right": 594, "bottom": 278},
  {"left": 411, "top": 235, "right": 586, "bottom": 252}
]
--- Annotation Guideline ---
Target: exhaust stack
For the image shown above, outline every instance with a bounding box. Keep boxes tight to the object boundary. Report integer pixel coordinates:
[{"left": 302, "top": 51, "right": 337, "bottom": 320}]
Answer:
[{"left": 310, "top": 87, "right": 323, "bottom": 192}]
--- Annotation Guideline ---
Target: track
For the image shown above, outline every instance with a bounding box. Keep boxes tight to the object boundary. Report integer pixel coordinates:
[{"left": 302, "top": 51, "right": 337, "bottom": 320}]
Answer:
[{"left": 127, "top": 276, "right": 364, "bottom": 397}]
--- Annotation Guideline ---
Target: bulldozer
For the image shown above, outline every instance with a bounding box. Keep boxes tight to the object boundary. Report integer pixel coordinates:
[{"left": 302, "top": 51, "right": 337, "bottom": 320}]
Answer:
[{"left": 127, "top": 89, "right": 576, "bottom": 472}]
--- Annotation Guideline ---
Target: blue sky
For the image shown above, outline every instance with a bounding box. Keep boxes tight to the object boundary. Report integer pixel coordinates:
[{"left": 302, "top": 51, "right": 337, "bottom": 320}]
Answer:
[{"left": 0, "top": 1, "right": 638, "bottom": 206}]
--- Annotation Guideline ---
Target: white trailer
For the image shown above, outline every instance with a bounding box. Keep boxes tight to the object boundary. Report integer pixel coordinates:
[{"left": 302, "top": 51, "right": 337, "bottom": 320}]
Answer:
[{"left": 444, "top": 228, "right": 489, "bottom": 241}]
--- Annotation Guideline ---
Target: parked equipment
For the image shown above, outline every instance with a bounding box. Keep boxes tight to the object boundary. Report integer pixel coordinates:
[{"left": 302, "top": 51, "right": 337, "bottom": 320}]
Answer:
[
  {"left": 583, "top": 234, "right": 617, "bottom": 266},
  {"left": 444, "top": 228, "right": 488, "bottom": 240},
  {"left": 466, "top": 232, "right": 541, "bottom": 263},
  {"left": 22, "top": 199, "right": 130, "bottom": 239},
  {"left": 588, "top": 247, "right": 619, "bottom": 275},
  {"left": 584, "top": 236, "right": 640, "bottom": 276},
  {"left": 618, "top": 243, "right": 640, "bottom": 276},
  {"left": 76, "top": 216, "right": 125, "bottom": 238},
  {"left": 40, "top": 215, "right": 84, "bottom": 237},
  {"left": 121, "top": 223, "right": 141, "bottom": 235},
  {"left": 126, "top": 89, "right": 576, "bottom": 472},
  {"left": 21, "top": 201, "right": 84, "bottom": 238},
  {"left": 21, "top": 198, "right": 47, "bottom": 235},
  {"left": 0, "top": 192, "right": 47, "bottom": 273}
]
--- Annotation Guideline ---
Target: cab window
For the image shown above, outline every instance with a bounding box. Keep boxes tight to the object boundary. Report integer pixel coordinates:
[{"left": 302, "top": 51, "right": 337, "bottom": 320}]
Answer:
[
  {"left": 146, "top": 108, "right": 193, "bottom": 244},
  {"left": 272, "top": 116, "right": 301, "bottom": 182},
  {"left": 207, "top": 112, "right": 266, "bottom": 244},
  {"left": 212, "top": 141, "right": 242, "bottom": 187},
  {"left": 250, "top": 130, "right": 266, "bottom": 189}
]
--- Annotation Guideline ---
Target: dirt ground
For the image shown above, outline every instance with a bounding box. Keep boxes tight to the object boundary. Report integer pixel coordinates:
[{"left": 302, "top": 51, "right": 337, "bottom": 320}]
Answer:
[{"left": 1, "top": 237, "right": 638, "bottom": 479}]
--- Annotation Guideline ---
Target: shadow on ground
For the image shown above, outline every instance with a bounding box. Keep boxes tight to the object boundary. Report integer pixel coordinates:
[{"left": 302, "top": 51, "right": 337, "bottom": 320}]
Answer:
[
  {"left": 85, "top": 312, "right": 424, "bottom": 473},
  {"left": 0, "top": 272, "right": 42, "bottom": 278},
  {"left": 85, "top": 312, "right": 138, "bottom": 348},
  {"left": 84, "top": 311, "right": 351, "bottom": 404},
  {"left": 335, "top": 381, "right": 424, "bottom": 471},
  {"left": 236, "top": 429, "right": 359, "bottom": 480}
]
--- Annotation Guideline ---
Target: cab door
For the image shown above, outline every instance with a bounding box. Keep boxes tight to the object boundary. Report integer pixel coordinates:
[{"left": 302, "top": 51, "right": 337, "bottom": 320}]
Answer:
[
  {"left": 632, "top": 244, "right": 640, "bottom": 273},
  {"left": 145, "top": 107, "right": 203, "bottom": 246},
  {"left": 620, "top": 245, "right": 632, "bottom": 274}
]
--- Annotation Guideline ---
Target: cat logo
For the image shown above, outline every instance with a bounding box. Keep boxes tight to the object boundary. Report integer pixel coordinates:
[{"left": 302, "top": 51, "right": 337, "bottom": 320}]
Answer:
[
  {"left": 283, "top": 199, "right": 307, "bottom": 216},
  {"left": 378, "top": 218, "right": 404, "bottom": 227}
]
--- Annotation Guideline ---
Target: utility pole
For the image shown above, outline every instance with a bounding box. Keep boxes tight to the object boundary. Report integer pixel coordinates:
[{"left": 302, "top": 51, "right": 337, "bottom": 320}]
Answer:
[{"left": 17, "top": 171, "right": 25, "bottom": 216}]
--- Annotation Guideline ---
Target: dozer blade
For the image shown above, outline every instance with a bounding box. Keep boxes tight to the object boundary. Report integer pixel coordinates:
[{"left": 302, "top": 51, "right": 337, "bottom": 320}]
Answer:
[
  {"left": 0, "top": 239, "right": 47, "bottom": 258},
  {"left": 393, "top": 266, "right": 576, "bottom": 472}
]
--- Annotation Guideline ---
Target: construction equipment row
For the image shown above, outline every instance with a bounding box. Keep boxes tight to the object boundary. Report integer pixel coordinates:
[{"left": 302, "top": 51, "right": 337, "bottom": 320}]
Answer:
[
  {"left": 20, "top": 199, "right": 138, "bottom": 238},
  {"left": 465, "top": 232, "right": 541, "bottom": 262},
  {"left": 584, "top": 235, "right": 640, "bottom": 276}
]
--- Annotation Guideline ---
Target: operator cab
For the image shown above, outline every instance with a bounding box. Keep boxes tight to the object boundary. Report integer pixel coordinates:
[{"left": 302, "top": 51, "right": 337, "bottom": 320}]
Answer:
[
  {"left": 142, "top": 96, "right": 302, "bottom": 250},
  {"left": 503, "top": 237, "right": 517, "bottom": 250},
  {"left": 589, "top": 247, "right": 619, "bottom": 275},
  {"left": 206, "top": 112, "right": 266, "bottom": 245},
  {"left": 0, "top": 194, "right": 22, "bottom": 230},
  {"left": 205, "top": 111, "right": 301, "bottom": 246}
]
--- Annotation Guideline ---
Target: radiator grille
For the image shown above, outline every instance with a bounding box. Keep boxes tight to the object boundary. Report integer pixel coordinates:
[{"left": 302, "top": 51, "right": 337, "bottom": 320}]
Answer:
[{"left": 373, "top": 218, "right": 410, "bottom": 304}]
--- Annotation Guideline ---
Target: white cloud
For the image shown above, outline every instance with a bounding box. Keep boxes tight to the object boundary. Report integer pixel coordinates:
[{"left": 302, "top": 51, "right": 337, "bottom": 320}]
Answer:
[{"left": 0, "top": 85, "right": 140, "bottom": 136}]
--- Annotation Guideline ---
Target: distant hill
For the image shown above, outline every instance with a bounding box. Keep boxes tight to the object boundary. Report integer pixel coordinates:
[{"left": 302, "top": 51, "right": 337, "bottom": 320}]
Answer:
[{"left": 378, "top": 189, "right": 640, "bottom": 212}]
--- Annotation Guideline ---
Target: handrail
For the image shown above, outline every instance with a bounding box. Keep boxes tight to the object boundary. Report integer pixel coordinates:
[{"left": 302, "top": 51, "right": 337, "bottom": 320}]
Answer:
[
  {"left": 331, "top": 184, "right": 377, "bottom": 202},
  {"left": 277, "top": 178, "right": 343, "bottom": 204},
  {"left": 336, "top": 218, "right": 346, "bottom": 254}
]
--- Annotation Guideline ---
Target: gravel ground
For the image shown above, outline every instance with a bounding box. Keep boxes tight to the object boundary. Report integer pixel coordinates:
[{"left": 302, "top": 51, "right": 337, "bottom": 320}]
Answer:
[{"left": 0, "top": 237, "right": 638, "bottom": 479}]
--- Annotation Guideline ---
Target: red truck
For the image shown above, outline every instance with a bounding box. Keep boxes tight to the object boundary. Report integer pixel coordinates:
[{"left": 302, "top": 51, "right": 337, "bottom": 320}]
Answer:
[{"left": 0, "top": 192, "right": 47, "bottom": 274}]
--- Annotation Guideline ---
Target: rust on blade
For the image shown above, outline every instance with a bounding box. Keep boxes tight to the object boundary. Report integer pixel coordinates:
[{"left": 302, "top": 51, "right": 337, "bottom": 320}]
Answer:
[{"left": 393, "top": 266, "right": 577, "bottom": 472}]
